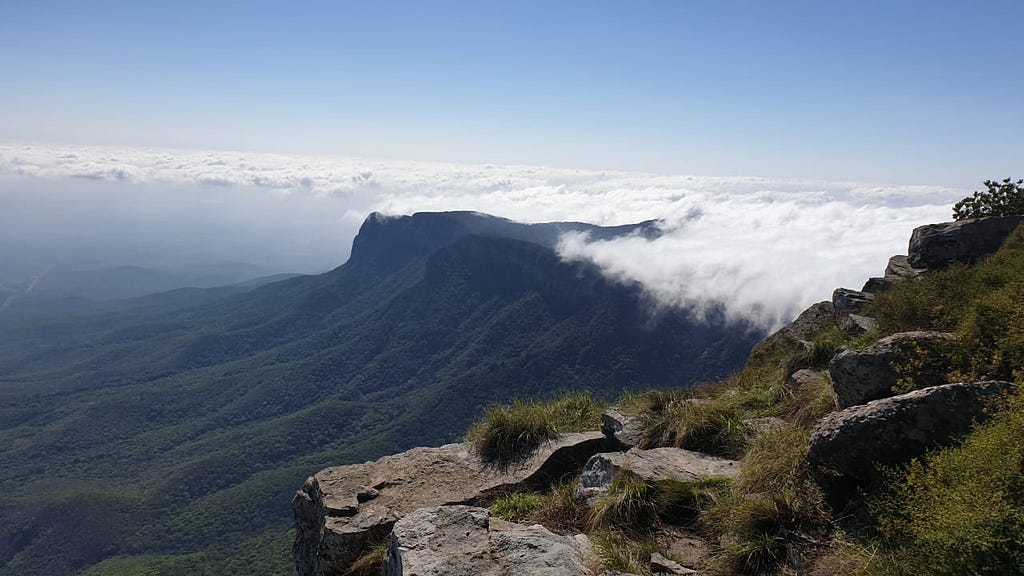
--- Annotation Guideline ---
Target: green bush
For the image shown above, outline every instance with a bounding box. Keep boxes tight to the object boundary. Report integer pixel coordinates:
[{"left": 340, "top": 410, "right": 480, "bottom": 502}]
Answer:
[
  {"left": 870, "top": 389, "right": 1024, "bottom": 576},
  {"left": 953, "top": 177, "right": 1024, "bottom": 220}
]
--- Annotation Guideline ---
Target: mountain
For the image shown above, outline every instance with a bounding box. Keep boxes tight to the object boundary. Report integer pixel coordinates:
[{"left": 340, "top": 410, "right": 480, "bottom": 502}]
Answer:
[{"left": 0, "top": 211, "right": 761, "bottom": 576}]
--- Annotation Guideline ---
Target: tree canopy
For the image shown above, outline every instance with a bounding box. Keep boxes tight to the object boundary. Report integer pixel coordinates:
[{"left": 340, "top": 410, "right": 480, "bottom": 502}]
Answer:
[{"left": 952, "top": 178, "right": 1024, "bottom": 220}]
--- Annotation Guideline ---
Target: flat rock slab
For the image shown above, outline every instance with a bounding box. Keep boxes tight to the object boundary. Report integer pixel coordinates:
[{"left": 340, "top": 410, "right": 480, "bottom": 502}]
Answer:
[
  {"left": 293, "top": 432, "right": 608, "bottom": 576},
  {"left": 808, "top": 381, "right": 1013, "bottom": 484},
  {"left": 577, "top": 447, "right": 739, "bottom": 501},
  {"left": 381, "top": 505, "right": 594, "bottom": 576},
  {"left": 828, "top": 331, "right": 954, "bottom": 408}
]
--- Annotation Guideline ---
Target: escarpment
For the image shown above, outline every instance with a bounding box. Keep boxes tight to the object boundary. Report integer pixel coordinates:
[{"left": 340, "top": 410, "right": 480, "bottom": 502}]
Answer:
[{"left": 292, "top": 215, "right": 1024, "bottom": 576}]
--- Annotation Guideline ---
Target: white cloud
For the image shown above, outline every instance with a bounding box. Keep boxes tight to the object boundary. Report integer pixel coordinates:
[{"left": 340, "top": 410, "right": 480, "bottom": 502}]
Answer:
[{"left": 0, "top": 143, "right": 966, "bottom": 328}]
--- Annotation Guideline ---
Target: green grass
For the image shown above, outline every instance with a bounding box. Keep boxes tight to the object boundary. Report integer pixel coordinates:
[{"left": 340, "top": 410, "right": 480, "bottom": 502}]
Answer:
[
  {"left": 489, "top": 492, "right": 549, "bottom": 522},
  {"left": 465, "top": 392, "right": 606, "bottom": 463}
]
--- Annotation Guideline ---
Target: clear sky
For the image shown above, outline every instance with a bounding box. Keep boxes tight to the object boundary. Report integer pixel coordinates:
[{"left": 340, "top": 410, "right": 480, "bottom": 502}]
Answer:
[{"left": 1, "top": 0, "right": 1021, "bottom": 186}]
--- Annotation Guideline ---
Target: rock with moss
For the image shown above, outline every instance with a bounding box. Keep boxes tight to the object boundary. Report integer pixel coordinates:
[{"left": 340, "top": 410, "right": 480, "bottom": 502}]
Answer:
[
  {"left": 907, "top": 215, "right": 1024, "bottom": 269},
  {"left": 807, "top": 380, "right": 1014, "bottom": 484},
  {"left": 828, "top": 331, "right": 955, "bottom": 408},
  {"left": 293, "top": 432, "right": 608, "bottom": 576},
  {"left": 576, "top": 447, "right": 739, "bottom": 501},
  {"left": 380, "top": 505, "right": 595, "bottom": 576}
]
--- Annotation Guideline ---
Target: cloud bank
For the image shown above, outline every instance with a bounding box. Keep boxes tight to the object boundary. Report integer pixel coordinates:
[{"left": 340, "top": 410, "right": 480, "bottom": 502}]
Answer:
[{"left": 0, "top": 143, "right": 964, "bottom": 328}]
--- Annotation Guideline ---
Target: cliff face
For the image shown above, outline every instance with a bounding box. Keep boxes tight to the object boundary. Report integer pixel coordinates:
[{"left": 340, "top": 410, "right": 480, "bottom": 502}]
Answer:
[{"left": 292, "top": 215, "right": 1024, "bottom": 576}]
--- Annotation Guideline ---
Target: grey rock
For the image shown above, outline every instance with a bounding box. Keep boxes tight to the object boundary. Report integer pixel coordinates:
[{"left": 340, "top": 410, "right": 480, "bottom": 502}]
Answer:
[
  {"left": 832, "top": 288, "right": 875, "bottom": 315},
  {"left": 787, "top": 368, "right": 826, "bottom": 389},
  {"left": 381, "top": 505, "right": 594, "bottom": 576},
  {"left": 742, "top": 416, "right": 785, "bottom": 434},
  {"left": 842, "top": 314, "right": 877, "bottom": 335},
  {"left": 808, "top": 381, "right": 1013, "bottom": 483},
  {"left": 751, "top": 301, "right": 835, "bottom": 360},
  {"left": 884, "top": 255, "right": 923, "bottom": 281},
  {"left": 650, "top": 551, "right": 697, "bottom": 574},
  {"left": 602, "top": 406, "right": 646, "bottom": 449},
  {"left": 828, "top": 331, "right": 954, "bottom": 408},
  {"left": 861, "top": 276, "right": 895, "bottom": 293},
  {"left": 293, "top": 432, "right": 609, "bottom": 576},
  {"left": 907, "top": 215, "right": 1024, "bottom": 270},
  {"left": 576, "top": 447, "right": 739, "bottom": 501}
]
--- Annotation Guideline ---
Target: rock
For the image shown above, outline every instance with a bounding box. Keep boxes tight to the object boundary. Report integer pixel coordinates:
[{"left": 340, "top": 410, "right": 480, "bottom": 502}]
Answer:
[
  {"left": 884, "top": 255, "right": 923, "bottom": 281},
  {"left": 650, "top": 551, "right": 697, "bottom": 575},
  {"left": 907, "top": 215, "right": 1024, "bottom": 270},
  {"left": 750, "top": 301, "right": 835, "bottom": 361},
  {"left": 602, "top": 406, "right": 646, "bottom": 449},
  {"left": 381, "top": 505, "right": 594, "bottom": 576},
  {"left": 807, "top": 381, "right": 1014, "bottom": 484},
  {"left": 576, "top": 447, "right": 739, "bottom": 501},
  {"left": 741, "top": 416, "right": 785, "bottom": 434},
  {"left": 293, "top": 432, "right": 609, "bottom": 576},
  {"left": 828, "top": 331, "right": 955, "bottom": 408},
  {"left": 832, "top": 288, "right": 874, "bottom": 315},
  {"left": 787, "top": 368, "right": 826, "bottom": 389},
  {"left": 861, "top": 276, "right": 894, "bottom": 293},
  {"left": 842, "top": 314, "right": 877, "bottom": 335},
  {"left": 663, "top": 530, "right": 709, "bottom": 569}
]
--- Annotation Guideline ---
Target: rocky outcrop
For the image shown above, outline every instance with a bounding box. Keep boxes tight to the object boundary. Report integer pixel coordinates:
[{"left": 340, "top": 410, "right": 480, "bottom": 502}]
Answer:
[
  {"left": 828, "top": 331, "right": 955, "bottom": 408},
  {"left": 293, "top": 432, "right": 608, "bottom": 576},
  {"left": 907, "top": 215, "right": 1024, "bottom": 269},
  {"left": 380, "top": 505, "right": 596, "bottom": 576},
  {"left": 751, "top": 301, "right": 835, "bottom": 360},
  {"left": 884, "top": 255, "right": 923, "bottom": 281},
  {"left": 576, "top": 447, "right": 740, "bottom": 501},
  {"left": 807, "top": 381, "right": 1014, "bottom": 483},
  {"left": 832, "top": 288, "right": 874, "bottom": 316},
  {"left": 842, "top": 314, "right": 877, "bottom": 335},
  {"left": 601, "top": 407, "right": 646, "bottom": 449}
]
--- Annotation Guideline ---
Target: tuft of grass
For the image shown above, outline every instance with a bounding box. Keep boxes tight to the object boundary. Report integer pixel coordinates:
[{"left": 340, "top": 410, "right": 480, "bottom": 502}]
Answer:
[
  {"left": 587, "top": 472, "right": 661, "bottom": 534},
  {"left": 465, "top": 392, "right": 606, "bottom": 463},
  {"left": 589, "top": 529, "right": 662, "bottom": 576},
  {"left": 489, "top": 491, "right": 547, "bottom": 523},
  {"left": 530, "top": 479, "right": 588, "bottom": 533},
  {"left": 345, "top": 542, "right": 388, "bottom": 576}
]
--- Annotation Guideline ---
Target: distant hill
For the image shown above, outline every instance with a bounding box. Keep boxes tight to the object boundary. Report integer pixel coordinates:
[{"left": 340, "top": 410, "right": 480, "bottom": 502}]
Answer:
[{"left": 0, "top": 211, "right": 761, "bottom": 576}]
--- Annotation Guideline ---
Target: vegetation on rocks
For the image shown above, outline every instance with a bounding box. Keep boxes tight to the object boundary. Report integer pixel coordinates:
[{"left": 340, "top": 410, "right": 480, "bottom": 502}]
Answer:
[{"left": 953, "top": 177, "right": 1024, "bottom": 220}]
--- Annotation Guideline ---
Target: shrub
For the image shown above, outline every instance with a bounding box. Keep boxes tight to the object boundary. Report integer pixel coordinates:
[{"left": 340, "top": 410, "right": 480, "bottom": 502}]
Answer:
[
  {"left": 870, "top": 389, "right": 1024, "bottom": 576},
  {"left": 952, "top": 177, "right": 1024, "bottom": 220}
]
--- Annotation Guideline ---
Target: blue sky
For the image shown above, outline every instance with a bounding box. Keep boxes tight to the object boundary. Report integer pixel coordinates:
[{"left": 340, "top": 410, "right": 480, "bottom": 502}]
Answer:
[{"left": 1, "top": 0, "right": 1021, "bottom": 185}]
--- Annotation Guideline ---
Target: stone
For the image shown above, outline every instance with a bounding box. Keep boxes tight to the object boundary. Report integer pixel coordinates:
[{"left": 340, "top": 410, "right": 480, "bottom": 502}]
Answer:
[
  {"left": 828, "top": 331, "right": 955, "bottom": 408},
  {"left": 742, "top": 416, "right": 785, "bottom": 434},
  {"left": 807, "top": 381, "right": 1014, "bottom": 484},
  {"left": 663, "top": 530, "right": 709, "bottom": 569},
  {"left": 750, "top": 301, "right": 835, "bottom": 361},
  {"left": 884, "top": 255, "right": 923, "bottom": 281},
  {"left": 907, "top": 215, "right": 1024, "bottom": 270},
  {"left": 380, "top": 505, "right": 594, "bottom": 576},
  {"left": 602, "top": 406, "right": 646, "bottom": 449},
  {"left": 576, "top": 447, "right": 739, "bottom": 501},
  {"left": 787, "top": 368, "right": 826, "bottom": 389},
  {"left": 650, "top": 551, "right": 697, "bottom": 574},
  {"left": 861, "top": 276, "right": 894, "bottom": 293},
  {"left": 842, "top": 314, "right": 877, "bottom": 335},
  {"left": 832, "top": 288, "right": 874, "bottom": 316},
  {"left": 293, "top": 432, "right": 609, "bottom": 576}
]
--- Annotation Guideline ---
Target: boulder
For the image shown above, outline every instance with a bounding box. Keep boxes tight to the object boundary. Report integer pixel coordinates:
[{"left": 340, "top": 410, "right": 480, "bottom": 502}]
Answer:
[
  {"left": 576, "top": 447, "right": 739, "bottom": 501},
  {"left": 380, "top": 505, "right": 594, "bottom": 576},
  {"left": 741, "top": 416, "right": 785, "bottom": 434},
  {"left": 787, "top": 368, "right": 826, "bottom": 389},
  {"left": 828, "top": 331, "right": 954, "bottom": 408},
  {"left": 907, "top": 215, "right": 1024, "bottom": 270},
  {"left": 861, "top": 276, "right": 894, "bottom": 293},
  {"left": 602, "top": 406, "right": 646, "bottom": 449},
  {"left": 884, "top": 255, "right": 923, "bottom": 281},
  {"left": 842, "top": 314, "right": 877, "bottom": 335},
  {"left": 807, "top": 381, "right": 1014, "bottom": 484},
  {"left": 293, "top": 432, "right": 609, "bottom": 576},
  {"left": 832, "top": 288, "right": 874, "bottom": 316},
  {"left": 751, "top": 301, "right": 835, "bottom": 360}
]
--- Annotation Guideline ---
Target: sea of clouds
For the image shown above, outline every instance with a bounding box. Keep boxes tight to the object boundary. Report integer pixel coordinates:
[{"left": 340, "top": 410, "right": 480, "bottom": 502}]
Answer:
[{"left": 0, "top": 143, "right": 965, "bottom": 329}]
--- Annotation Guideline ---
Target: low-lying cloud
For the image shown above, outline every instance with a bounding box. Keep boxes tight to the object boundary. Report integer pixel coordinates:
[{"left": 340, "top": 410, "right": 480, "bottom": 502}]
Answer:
[{"left": 0, "top": 143, "right": 964, "bottom": 328}]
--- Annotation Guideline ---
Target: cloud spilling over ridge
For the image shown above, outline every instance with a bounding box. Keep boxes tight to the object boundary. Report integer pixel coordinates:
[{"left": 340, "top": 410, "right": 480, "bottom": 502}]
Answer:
[{"left": 0, "top": 143, "right": 963, "bottom": 327}]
